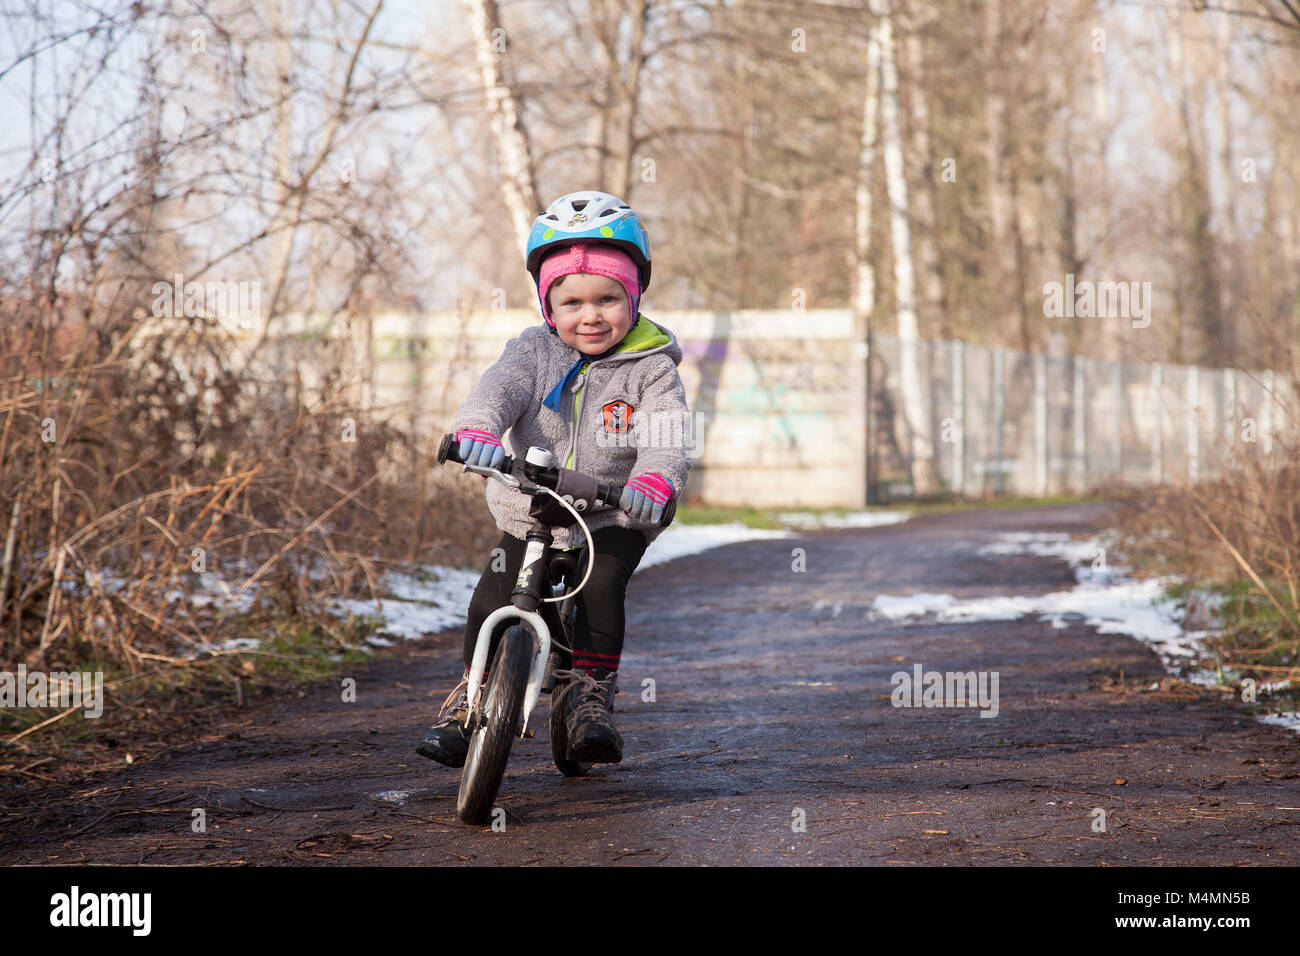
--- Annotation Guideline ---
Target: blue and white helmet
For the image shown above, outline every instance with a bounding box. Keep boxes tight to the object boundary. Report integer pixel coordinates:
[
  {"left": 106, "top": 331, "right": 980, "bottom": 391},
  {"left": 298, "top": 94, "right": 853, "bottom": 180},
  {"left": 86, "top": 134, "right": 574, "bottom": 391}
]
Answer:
[{"left": 525, "top": 190, "right": 652, "bottom": 290}]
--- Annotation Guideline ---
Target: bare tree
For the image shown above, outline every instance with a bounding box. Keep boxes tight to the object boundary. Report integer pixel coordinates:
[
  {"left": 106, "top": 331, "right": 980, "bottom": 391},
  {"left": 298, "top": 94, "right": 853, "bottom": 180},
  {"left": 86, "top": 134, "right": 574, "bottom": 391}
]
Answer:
[
  {"left": 873, "top": 0, "right": 936, "bottom": 495},
  {"left": 464, "top": 0, "right": 541, "bottom": 254}
]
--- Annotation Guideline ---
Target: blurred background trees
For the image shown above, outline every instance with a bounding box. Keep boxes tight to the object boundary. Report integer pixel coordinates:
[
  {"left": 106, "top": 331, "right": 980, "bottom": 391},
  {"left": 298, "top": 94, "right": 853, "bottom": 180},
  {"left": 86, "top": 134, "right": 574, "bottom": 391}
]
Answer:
[{"left": 7, "top": 0, "right": 1296, "bottom": 360}]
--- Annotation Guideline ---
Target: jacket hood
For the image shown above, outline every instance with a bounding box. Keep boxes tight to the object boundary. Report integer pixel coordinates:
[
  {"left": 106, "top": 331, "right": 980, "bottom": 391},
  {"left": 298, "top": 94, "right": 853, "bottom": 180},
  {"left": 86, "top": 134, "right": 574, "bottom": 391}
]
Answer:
[{"left": 541, "top": 315, "right": 680, "bottom": 412}]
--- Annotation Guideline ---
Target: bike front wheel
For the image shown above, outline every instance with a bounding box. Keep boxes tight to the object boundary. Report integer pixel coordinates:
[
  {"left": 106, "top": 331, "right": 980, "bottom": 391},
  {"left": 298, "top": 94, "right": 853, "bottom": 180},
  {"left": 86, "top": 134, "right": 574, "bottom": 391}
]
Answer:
[{"left": 457, "top": 624, "right": 533, "bottom": 825}]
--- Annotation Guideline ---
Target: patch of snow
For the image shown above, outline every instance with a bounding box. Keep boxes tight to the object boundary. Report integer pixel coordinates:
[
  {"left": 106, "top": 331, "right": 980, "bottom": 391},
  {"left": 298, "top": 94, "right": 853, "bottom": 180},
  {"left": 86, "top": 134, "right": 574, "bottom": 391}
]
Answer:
[
  {"left": 1259, "top": 712, "right": 1300, "bottom": 733},
  {"left": 333, "top": 596, "right": 464, "bottom": 641},
  {"left": 813, "top": 600, "right": 844, "bottom": 618},
  {"left": 316, "top": 524, "right": 797, "bottom": 641},
  {"left": 329, "top": 566, "right": 481, "bottom": 641},
  {"left": 923, "top": 529, "right": 1300, "bottom": 739},
  {"left": 639, "top": 522, "right": 792, "bottom": 569},
  {"left": 871, "top": 592, "right": 957, "bottom": 620},
  {"left": 977, "top": 531, "right": 1101, "bottom": 566},
  {"left": 383, "top": 568, "right": 480, "bottom": 605},
  {"left": 777, "top": 510, "right": 912, "bottom": 529},
  {"left": 189, "top": 575, "right": 259, "bottom": 613},
  {"left": 210, "top": 637, "right": 261, "bottom": 652}
]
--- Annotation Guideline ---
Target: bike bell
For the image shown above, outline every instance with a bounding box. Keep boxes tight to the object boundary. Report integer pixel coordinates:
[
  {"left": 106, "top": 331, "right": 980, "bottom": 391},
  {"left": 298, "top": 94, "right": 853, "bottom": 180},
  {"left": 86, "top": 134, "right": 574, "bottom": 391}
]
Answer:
[{"left": 525, "top": 447, "right": 556, "bottom": 468}]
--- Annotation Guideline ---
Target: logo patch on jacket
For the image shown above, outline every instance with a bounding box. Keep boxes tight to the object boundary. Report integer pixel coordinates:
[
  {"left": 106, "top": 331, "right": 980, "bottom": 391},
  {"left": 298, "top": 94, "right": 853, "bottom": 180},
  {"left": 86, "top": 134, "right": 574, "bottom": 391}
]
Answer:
[{"left": 602, "top": 400, "right": 633, "bottom": 434}]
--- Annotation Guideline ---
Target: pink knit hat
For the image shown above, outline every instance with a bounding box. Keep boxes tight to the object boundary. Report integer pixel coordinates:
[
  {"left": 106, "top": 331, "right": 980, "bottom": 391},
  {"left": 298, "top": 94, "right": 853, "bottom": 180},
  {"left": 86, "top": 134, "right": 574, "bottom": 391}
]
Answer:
[{"left": 537, "top": 243, "right": 641, "bottom": 327}]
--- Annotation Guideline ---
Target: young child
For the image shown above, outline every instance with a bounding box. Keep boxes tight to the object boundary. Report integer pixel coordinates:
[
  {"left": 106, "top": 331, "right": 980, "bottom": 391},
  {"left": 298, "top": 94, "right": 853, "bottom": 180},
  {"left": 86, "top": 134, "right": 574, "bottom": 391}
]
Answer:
[{"left": 417, "top": 190, "right": 691, "bottom": 767}]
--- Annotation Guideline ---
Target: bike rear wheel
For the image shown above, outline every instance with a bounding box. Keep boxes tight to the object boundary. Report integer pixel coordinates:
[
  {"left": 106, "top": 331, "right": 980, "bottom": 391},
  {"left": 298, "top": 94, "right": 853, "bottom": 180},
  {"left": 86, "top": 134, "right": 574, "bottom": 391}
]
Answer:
[{"left": 456, "top": 625, "right": 533, "bottom": 825}]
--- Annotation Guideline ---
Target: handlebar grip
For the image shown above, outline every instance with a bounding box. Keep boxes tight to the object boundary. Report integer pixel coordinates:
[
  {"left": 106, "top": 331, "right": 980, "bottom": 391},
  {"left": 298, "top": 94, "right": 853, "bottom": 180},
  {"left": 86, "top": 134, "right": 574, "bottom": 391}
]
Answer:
[
  {"left": 596, "top": 483, "right": 622, "bottom": 509},
  {"left": 597, "top": 483, "right": 675, "bottom": 527},
  {"left": 442, "top": 432, "right": 677, "bottom": 527},
  {"left": 439, "top": 432, "right": 516, "bottom": 472},
  {"left": 437, "top": 433, "right": 458, "bottom": 464},
  {"left": 660, "top": 496, "right": 677, "bottom": 528}
]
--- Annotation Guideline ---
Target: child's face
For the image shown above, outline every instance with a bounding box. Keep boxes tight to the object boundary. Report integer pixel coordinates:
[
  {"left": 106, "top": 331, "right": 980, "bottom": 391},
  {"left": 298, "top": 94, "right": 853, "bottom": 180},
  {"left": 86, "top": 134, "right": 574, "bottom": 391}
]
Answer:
[{"left": 548, "top": 273, "right": 633, "bottom": 355}]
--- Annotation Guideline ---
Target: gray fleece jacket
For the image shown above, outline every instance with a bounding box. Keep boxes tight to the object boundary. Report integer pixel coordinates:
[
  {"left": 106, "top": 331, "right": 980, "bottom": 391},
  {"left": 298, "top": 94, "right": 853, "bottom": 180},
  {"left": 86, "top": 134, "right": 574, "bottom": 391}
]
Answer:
[{"left": 451, "top": 314, "right": 692, "bottom": 547}]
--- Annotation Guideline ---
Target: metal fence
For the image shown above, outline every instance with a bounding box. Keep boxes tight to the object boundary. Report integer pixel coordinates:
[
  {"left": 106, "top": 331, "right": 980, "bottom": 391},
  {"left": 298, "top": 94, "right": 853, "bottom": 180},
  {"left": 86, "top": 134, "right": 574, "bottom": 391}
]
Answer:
[
  {"left": 248, "top": 310, "right": 1297, "bottom": 507},
  {"left": 869, "top": 333, "right": 1295, "bottom": 500}
]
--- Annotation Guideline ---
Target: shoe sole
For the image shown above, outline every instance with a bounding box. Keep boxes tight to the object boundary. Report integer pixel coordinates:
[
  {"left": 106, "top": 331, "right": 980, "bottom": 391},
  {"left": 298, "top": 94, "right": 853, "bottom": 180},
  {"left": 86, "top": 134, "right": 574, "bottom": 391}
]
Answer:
[
  {"left": 569, "top": 738, "right": 623, "bottom": 764},
  {"left": 416, "top": 738, "right": 468, "bottom": 768}
]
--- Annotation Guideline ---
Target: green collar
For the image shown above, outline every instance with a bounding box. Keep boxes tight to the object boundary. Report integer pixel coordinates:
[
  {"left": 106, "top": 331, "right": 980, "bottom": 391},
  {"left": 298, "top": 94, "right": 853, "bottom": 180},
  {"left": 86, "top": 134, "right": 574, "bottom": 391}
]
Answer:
[{"left": 610, "top": 314, "right": 669, "bottom": 354}]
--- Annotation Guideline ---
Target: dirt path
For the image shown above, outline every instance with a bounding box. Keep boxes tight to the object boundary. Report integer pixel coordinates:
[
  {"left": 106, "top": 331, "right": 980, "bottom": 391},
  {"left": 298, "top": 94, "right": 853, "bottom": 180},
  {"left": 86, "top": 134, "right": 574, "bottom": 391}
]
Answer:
[{"left": 3, "top": 502, "right": 1297, "bottom": 865}]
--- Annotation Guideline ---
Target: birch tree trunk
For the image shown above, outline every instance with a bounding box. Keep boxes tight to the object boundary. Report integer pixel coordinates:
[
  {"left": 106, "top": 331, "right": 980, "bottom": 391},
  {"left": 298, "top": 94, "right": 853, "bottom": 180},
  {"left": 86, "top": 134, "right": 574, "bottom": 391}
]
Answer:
[
  {"left": 1088, "top": 3, "right": 1117, "bottom": 359},
  {"left": 1214, "top": 14, "right": 1239, "bottom": 347},
  {"left": 1165, "top": 1, "right": 1226, "bottom": 364},
  {"left": 873, "top": 0, "right": 936, "bottom": 495},
  {"left": 902, "top": 24, "right": 944, "bottom": 338},
  {"left": 595, "top": 0, "right": 649, "bottom": 199},
  {"left": 465, "top": 0, "right": 541, "bottom": 255},
  {"left": 267, "top": 0, "right": 295, "bottom": 328},
  {"left": 983, "top": 0, "right": 1013, "bottom": 329},
  {"left": 854, "top": 17, "right": 882, "bottom": 329},
  {"left": 854, "top": 14, "right": 883, "bottom": 506}
]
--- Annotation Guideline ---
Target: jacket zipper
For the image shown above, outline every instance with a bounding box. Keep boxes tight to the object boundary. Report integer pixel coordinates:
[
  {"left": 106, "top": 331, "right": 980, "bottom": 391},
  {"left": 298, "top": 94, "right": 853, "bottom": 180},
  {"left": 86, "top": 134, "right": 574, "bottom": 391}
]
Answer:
[
  {"left": 567, "top": 363, "right": 590, "bottom": 472},
  {"left": 564, "top": 329, "right": 663, "bottom": 470}
]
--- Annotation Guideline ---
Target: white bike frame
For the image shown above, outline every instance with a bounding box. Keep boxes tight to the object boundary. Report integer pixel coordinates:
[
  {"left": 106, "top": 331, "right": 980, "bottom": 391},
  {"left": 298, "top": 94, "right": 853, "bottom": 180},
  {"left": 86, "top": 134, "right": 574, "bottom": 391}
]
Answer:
[{"left": 461, "top": 455, "right": 596, "bottom": 738}]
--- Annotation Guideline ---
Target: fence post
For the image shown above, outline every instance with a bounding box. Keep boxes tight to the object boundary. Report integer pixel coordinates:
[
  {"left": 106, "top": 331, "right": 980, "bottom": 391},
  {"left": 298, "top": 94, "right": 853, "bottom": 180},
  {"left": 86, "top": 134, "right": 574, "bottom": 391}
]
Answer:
[
  {"left": 1224, "top": 367, "right": 1236, "bottom": 448},
  {"left": 1151, "top": 362, "right": 1162, "bottom": 485},
  {"left": 1113, "top": 362, "right": 1124, "bottom": 481},
  {"left": 953, "top": 340, "right": 964, "bottom": 495},
  {"left": 1262, "top": 368, "right": 1275, "bottom": 458},
  {"left": 1073, "top": 356, "right": 1086, "bottom": 492},
  {"left": 992, "top": 347, "right": 1004, "bottom": 495},
  {"left": 1035, "top": 352, "right": 1047, "bottom": 496},
  {"left": 1187, "top": 364, "right": 1199, "bottom": 483}
]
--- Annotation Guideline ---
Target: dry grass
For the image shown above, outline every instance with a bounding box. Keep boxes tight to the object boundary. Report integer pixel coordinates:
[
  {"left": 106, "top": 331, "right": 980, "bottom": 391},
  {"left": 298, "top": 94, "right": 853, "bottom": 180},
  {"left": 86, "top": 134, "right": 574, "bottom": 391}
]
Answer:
[
  {"left": 0, "top": 311, "right": 493, "bottom": 691},
  {"left": 1113, "top": 413, "right": 1300, "bottom": 685}
]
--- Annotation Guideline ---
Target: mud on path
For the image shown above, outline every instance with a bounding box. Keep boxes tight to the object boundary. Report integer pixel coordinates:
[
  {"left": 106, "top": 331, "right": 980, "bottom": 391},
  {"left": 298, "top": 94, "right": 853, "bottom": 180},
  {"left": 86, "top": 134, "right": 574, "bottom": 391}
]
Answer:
[{"left": 2, "top": 502, "right": 1297, "bottom": 866}]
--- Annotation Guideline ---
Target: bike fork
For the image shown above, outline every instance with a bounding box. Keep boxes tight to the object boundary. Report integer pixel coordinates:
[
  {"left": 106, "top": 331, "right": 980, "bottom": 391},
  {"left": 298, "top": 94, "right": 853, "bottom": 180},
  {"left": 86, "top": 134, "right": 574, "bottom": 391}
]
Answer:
[
  {"left": 466, "top": 533, "right": 554, "bottom": 737},
  {"left": 465, "top": 606, "right": 551, "bottom": 736}
]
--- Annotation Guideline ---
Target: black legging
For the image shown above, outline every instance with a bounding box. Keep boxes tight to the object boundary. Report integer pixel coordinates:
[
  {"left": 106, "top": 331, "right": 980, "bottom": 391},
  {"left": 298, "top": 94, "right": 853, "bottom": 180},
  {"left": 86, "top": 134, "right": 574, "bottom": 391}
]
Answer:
[{"left": 461, "top": 526, "right": 648, "bottom": 674}]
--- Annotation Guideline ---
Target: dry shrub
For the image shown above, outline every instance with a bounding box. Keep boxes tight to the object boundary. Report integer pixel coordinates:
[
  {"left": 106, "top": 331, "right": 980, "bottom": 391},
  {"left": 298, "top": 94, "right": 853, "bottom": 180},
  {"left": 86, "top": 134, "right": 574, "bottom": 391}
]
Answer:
[
  {"left": 1113, "top": 385, "right": 1300, "bottom": 677},
  {"left": 0, "top": 310, "right": 493, "bottom": 678}
]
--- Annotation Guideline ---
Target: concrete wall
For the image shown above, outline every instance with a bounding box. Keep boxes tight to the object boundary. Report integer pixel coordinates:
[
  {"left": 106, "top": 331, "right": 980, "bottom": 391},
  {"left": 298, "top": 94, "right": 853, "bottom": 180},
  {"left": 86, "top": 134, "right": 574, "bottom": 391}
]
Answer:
[{"left": 348, "top": 309, "right": 867, "bottom": 508}]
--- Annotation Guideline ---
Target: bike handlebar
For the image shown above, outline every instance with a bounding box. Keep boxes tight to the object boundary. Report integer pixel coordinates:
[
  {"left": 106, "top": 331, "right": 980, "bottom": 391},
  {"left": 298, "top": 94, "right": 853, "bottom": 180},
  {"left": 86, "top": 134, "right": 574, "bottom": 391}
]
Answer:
[{"left": 437, "top": 432, "right": 676, "bottom": 528}]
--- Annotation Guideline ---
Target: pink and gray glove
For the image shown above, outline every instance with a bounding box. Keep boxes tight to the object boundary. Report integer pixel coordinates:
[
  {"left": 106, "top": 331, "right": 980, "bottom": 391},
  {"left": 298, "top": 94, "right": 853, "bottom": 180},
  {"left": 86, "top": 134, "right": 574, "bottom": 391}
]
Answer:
[
  {"left": 620, "top": 472, "right": 674, "bottom": 523},
  {"left": 455, "top": 428, "right": 505, "bottom": 469}
]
